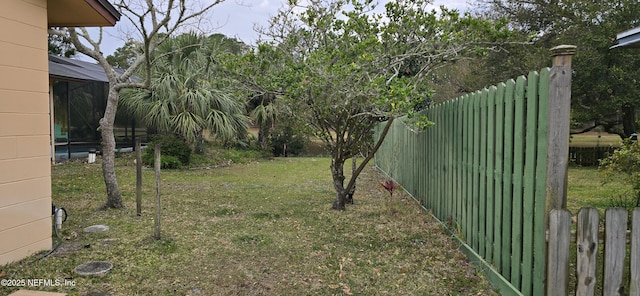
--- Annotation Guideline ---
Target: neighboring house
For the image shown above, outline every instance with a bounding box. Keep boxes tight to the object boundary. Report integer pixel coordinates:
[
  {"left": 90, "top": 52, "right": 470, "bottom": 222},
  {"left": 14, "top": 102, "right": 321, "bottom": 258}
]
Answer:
[
  {"left": 49, "top": 55, "right": 146, "bottom": 162},
  {"left": 0, "top": 0, "right": 119, "bottom": 266},
  {"left": 612, "top": 26, "right": 640, "bottom": 48}
]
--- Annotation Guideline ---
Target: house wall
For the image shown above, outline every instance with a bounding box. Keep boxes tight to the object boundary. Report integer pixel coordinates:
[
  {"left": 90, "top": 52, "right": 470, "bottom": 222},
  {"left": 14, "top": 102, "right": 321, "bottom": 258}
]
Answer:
[{"left": 0, "top": 0, "right": 52, "bottom": 265}]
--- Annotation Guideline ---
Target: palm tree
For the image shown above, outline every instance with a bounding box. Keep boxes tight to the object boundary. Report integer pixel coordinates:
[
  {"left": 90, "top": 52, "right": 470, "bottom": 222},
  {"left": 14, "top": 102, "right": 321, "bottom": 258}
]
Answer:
[
  {"left": 248, "top": 92, "right": 277, "bottom": 150},
  {"left": 122, "top": 33, "right": 248, "bottom": 150}
]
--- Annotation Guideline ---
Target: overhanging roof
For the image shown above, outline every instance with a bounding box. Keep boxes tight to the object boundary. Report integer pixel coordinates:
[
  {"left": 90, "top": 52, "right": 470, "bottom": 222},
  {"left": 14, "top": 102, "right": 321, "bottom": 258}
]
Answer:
[
  {"left": 48, "top": 0, "right": 121, "bottom": 27},
  {"left": 49, "top": 55, "right": 119, "bottom": 83},
  {"left": 611, "top": 26, "right": 640, "bottom": 49}
]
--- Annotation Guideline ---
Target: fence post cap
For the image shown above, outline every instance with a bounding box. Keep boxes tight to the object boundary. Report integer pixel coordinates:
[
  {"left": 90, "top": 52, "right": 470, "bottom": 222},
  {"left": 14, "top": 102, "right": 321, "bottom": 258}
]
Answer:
[{"left": 550, "top": 45, "right": 577, "bottom": 56}]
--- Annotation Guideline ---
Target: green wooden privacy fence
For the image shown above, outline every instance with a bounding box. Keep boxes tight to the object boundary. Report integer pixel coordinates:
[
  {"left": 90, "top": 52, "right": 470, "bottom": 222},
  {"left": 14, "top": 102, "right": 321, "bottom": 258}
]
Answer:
[{"left": 373, "top": 46, "right": 577, "bottom": 295}]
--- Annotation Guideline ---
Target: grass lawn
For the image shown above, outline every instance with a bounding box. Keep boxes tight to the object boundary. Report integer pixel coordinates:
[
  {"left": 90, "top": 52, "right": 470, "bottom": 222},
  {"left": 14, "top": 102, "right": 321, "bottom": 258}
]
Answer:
[
  {"left": 567, "top": 166, "right": 633, "bottom": 213},
  {"left": 566, "top": 165, "right": 634, "bottom": 295},
  {"left": 1, "top": 155, "right": 495, "bottom": 295},
  {"left": 569, "top": 132, "right": 622, "bottom": 148}
]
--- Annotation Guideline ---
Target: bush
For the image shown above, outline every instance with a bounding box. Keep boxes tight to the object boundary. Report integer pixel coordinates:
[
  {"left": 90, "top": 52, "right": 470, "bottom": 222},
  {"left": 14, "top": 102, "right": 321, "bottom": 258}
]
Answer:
[
  {"left": 142, "top": 153, "right": 183, "bottom": 169},
  {"left": 600, "top": 139, "right": 640, "bottom": 207},
  {"left": 270, "top": 125, "right": 308, "bottom": 157},
  {"left": 143, "top": 135, "right": 191, "bottom": 169}
]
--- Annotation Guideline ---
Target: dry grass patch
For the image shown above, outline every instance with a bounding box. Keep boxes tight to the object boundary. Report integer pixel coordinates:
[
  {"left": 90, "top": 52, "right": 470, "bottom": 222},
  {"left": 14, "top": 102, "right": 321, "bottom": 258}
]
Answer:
[{"left": 1, "top": 156, "right": 495, "bottom": 295}]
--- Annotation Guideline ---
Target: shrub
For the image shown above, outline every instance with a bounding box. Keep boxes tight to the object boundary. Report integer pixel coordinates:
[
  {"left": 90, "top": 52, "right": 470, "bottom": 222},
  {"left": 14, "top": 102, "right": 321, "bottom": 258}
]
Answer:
[
  {"left": 600, "top": 139, "right": 640, "bottom": 207},
  {"left": 142, "top": 153, "right": 183, "bottom": 169},
  {"left": 270, "top": 125, "right": 308, "bottom": 157},
  {"left": 143, "top": 135, "right": 191, "bottom": 168}
]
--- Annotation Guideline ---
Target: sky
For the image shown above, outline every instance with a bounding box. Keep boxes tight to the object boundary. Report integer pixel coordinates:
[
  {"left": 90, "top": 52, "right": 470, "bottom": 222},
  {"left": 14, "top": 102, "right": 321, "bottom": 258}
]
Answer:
[{"left": 80, "top": 0, "right": 474, "bottom": 61}]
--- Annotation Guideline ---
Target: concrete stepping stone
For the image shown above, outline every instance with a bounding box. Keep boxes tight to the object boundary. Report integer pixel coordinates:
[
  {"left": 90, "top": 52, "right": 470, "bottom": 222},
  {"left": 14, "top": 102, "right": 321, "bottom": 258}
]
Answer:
[
  {"left": 83, "top": 225, "right": 109, "bottom": 233},
  {"left": 74, "top": 261, "right": 113, "bottom": 276}
]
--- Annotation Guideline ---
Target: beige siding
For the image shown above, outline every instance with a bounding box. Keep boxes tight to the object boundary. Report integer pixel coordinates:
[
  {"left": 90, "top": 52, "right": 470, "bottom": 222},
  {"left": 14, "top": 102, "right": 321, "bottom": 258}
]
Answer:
[
  {"left": 0, "top": 0, "right": 52, "bottom": 266},
  {"left": 0, "top": 89, "right": 50, "bottom": 114}
]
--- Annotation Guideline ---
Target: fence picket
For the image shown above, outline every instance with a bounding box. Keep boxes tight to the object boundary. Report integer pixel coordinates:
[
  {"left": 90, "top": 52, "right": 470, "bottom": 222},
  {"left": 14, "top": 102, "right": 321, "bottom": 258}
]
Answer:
[
  {"left": 511, "top": 76, "right": 527, "bottom": 289},
  {"left": 501, "top": 79, "right": 516, "bottom": 279},
  {"left": 448, "top": 101, "right": 455, "bottom": 226},
  {"left": 493, "top": 83, "right": 506, "bottom": 271},
  {"left": 533, "top": 67, "right": 551, "bottom": 296},
  {"left": 465, "top": 93, "right": 473, "bottom": 246},
  {"left": 604, "top": 208, "right": 627, "bottom": 296},
  {"left": 472, "top": 91, "right": 481, "bottom": 252},
  {"left": 521, "top": 71, "right": 540, "bottom": 295},
  {"left": 576, "top": 207, "right": 599, "bottom": 296},
  {"left": 479, "top": 89, "right": 488, "bottom": 258},
  {"left": 455, "top": 98, "right": 463, "bottom": 229},
  {"left": 631, "top": 208, "right": 640, "bottom": 296},
  {"left": 486, "top": 86, "right": 496, "bottom": 265},
  {"left": 546, "top": 209, "right": 571, "bottom": 296}
]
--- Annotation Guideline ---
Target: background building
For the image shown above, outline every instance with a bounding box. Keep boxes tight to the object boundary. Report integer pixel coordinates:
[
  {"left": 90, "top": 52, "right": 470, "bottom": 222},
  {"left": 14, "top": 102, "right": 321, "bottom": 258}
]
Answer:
[{"left": 49, "top": 55, "right": 146, "bottom": 162}]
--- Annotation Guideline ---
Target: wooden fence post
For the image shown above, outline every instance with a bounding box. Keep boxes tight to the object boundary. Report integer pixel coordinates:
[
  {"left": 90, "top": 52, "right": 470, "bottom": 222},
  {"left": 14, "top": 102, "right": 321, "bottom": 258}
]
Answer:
[
  {"left": 546, "top": 45, "right": 577, "bottom": 210},
  {"left": 136, "top": 138, "right": 142, "bottom": 216},
  {"left": 545, "top": 45, "right": 576, "bottom": 296},
  {"left": 154, "top": 143, "right": 161, "bottom": 240}
]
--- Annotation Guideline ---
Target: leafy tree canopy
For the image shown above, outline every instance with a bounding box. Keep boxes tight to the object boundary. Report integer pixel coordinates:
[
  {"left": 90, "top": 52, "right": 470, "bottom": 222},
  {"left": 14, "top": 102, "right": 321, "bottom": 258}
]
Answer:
[
  {"left": 238, "top": 0, "right": 513, "bottom": 209},
  {"left": 121, "top": 32, "right": 248, "bottom": 150},
  {"left": 106, "top": 40, "right": 141, "bottom": 69},
  {"left": 48, "top": 31, "right": 76, "bottom": 58},
  {"left": 477, "top": 0, "right": 640, "bottom": 137}
]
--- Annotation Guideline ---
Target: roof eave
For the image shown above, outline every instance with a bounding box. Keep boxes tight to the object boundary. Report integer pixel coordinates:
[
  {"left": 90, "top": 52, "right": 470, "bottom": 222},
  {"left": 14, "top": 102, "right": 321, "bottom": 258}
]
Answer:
[
  {"left": 612, "top": 26, "right": 640, "bottom": 49},
  {"left": 88, "top": 0, "right": 121, "bottom": 26},
  {"left": 47, "top": 0, "right": 121, "bottom": 27}
]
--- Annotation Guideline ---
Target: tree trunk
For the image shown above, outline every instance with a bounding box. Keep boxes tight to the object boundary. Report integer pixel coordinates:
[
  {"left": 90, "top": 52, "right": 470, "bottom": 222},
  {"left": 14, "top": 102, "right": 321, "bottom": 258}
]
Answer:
[
  {"left": 258, "top": 123, "right": 271, "bottom": 150},
  {"left": 622, "top": 104, "right": 637, "bottom": 138},
  {"left": 100, "top": 86, "right": 123, "bottom": 208},
  {"left": 330, "top": 117, "right": 396, "bottom": 210},
  {"left": 331, "top": 158, "right": 348, "bottom": 210},
  {"left": 346, "top": 156, "right": 356, "bottom": 204}
]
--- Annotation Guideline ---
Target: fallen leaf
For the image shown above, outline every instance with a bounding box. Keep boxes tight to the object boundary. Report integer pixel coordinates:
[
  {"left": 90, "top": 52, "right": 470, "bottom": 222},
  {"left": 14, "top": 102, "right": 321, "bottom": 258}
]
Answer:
[{"left": 342, "top": 285, "right": 353, "bottom": 295}]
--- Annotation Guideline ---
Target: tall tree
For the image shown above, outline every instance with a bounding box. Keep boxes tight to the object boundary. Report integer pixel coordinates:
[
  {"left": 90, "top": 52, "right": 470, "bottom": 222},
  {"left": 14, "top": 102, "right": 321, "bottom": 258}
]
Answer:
[
  {"left": 106, "top": 40, "right": 141, "bottom": 69},
  {"left": 121, "top": 33, "right": 249, "bottom": 151},
  {"left": 477, "top": 0, "right": 640, "bottom": 137},
  {"left": 258, "top": 0, "right": 510, "bottom": 210},
  {"left": 50, "top": 0, "right": 223, "bottom": 209},
  {"left": 48, "top": 31, "right": 76, "bottom": 57},
  {"left": 219, "top": 43, "right": 287, "bottom": 151}
]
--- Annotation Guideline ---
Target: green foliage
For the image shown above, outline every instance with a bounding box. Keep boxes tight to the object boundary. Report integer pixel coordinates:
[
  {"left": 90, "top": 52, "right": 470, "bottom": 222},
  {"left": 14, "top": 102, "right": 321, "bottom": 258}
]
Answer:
[
  {"left": 106, "top": 40, "right": 142, "bottom": 69},
  {"left": 48, "top": 32, "right": 76, "bottom": 58},
  {"left": 142, "top": 154, "right": 183, "bottom": 169},
  {"left": 599, "top": 139, "right": 640, "bottom": 207},
  {"left": 225, "top": 0, "right": 515, "bottom": 208},
  {"left": 270, "top": 124, "right": 308, "bottom": 157},
  {"left": 477, "top": 0, "right": 640, "bottom": 138},
  {"left": 121, "top": 32, "right": 249, "bottom": 149},
  {"left": 605, "top": 190, "right": 638, "bottom": 208},
  {"left": 143, "top": 135, "right": 191, "bottom": 169},
  {"left": 219, "top": 148, "right": 269, "bottom": 164}
]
